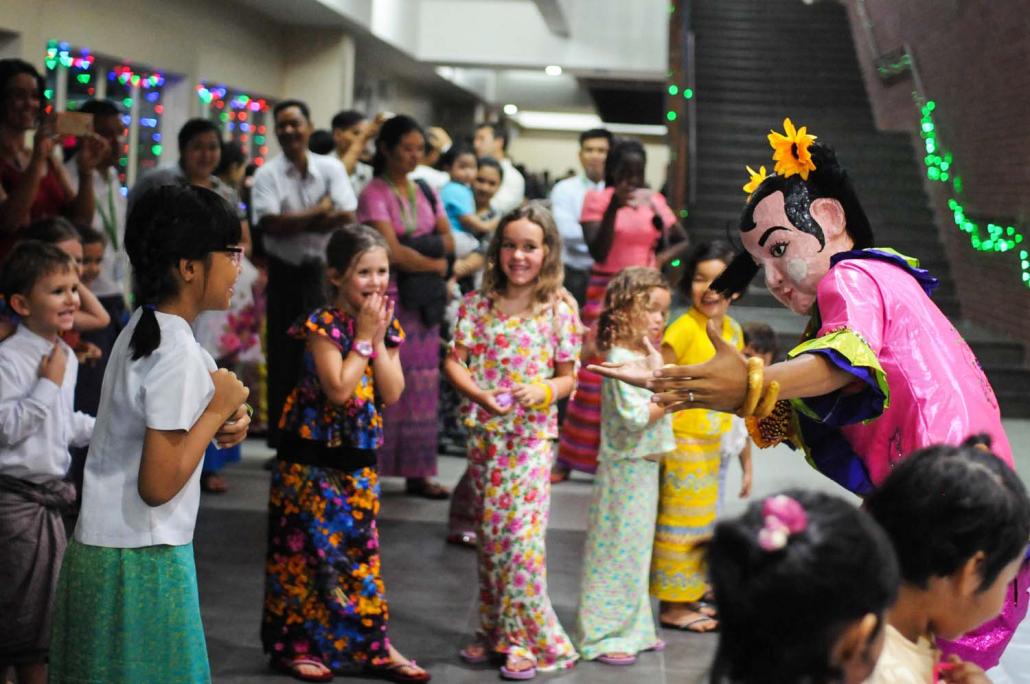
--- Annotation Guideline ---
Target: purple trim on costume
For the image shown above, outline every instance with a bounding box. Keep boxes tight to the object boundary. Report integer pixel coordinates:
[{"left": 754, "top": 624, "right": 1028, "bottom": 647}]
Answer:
[
  {"left": 795, "top": 413, "right": 876, "bottom": 496},
  {"left": 799, "top": 348, "right": 885, "bottom": 426},
  {"left": 830, "top": 249, "right": 939, "bottom": 296}
]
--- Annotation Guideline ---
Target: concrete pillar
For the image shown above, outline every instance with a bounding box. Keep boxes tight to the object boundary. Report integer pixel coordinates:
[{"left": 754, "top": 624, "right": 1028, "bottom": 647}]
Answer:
[{"left": 281, "top": 28, "right": 356, "bottom": 129}]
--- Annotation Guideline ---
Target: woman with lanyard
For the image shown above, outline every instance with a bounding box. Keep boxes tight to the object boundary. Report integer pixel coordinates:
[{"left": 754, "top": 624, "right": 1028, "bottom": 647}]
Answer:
[{"left": 358, "top": 114, "right": 455, "bottom": 499}]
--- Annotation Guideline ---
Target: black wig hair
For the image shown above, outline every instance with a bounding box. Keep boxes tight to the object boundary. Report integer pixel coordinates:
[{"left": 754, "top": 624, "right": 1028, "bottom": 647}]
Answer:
[
  {"left": 865, "top": 435, "right": 1030, "bottom": 593},
  {"left": 707, "top": 489, "right": 899, "bottom": 684},
  {"left": 711, "top": 143, "right": 873, "bottom": 299},
  {"left": 125, "top": 184, "right": 241, "bottom": 359}
]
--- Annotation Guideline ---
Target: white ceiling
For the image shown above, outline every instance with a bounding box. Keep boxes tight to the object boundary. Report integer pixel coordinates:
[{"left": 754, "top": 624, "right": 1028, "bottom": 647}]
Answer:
[{"left": 230, "top": 0, "right": 669, "bottom": 114}]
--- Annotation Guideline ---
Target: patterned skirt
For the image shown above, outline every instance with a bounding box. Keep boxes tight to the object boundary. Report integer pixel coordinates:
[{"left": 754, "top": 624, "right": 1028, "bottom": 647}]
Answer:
[
  {"left": 469, "top": 430, "right": 578, "bottom": 671},
  {"left": 650, "top": 432, "right": 722, "bottom": 602},
  {"left": 556, "top": 269, "right": 613, "bottom": 474},
  {"left": 49, "top": 540, "right": 211, "bottom": 683},
  {"left": 576, "top": 457, "right": 661, "bottom": 659},
  {"left": 262, "top": 461, "right": 391, "bottom": 673},
  {"left": 379, "top": 294, "right": 440, "bottom": 478}
]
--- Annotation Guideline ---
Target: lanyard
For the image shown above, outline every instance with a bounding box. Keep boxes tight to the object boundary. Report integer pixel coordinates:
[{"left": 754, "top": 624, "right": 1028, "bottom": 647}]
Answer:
[
  {"left": 385, "top": 178, "right": 418, "bottom": 236},
  {"left": 95, "top": 172, "right": 119, "bottom": 251}
]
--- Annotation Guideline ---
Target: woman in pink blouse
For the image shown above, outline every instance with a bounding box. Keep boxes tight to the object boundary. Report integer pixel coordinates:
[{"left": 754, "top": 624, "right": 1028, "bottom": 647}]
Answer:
[
  {"left": 357, "top": 115, "right": 455, "bottom": 499},
  {"left": 555, "top": 139, "right": 688, "bottom": 479}
]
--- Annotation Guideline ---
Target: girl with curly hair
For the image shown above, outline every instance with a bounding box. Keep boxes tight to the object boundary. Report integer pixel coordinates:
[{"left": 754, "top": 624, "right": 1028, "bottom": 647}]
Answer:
[{"left": 575, "top": 266, "right": 674, "bottom": 665}]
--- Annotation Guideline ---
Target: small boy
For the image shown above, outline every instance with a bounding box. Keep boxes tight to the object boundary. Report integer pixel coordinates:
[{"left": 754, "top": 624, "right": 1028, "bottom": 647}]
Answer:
[{"left": 0, "top": 240, "right": 95, "bottom": 683}]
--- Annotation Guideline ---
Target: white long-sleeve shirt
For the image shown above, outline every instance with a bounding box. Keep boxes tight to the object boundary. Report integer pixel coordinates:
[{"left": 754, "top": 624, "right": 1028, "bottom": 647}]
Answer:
[{"left": 0, "top": 326, "right": 94, "bottom": 483}]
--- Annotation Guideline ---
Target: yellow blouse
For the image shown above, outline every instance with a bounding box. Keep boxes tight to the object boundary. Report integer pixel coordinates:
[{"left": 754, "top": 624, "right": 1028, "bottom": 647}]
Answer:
[{"left": 662, "top": 307, "right": 744, "bottom": 437}]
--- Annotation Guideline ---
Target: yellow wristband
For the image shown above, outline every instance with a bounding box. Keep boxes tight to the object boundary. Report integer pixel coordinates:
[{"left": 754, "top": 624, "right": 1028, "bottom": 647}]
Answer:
[{"left": 530, "top": 382, "right": 554, "bottom": 410}]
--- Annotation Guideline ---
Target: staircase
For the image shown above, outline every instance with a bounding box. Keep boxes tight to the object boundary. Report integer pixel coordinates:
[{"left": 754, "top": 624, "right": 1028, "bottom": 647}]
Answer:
[{"left": 682, "top": 0, "right": 1030, "bottom": 417}]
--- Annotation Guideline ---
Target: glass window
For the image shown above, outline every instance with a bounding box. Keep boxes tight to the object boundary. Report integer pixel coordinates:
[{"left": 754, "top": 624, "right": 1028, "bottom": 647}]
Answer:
[
  {"left": 197, "top": 84, "right": 273, "bottom": 166},
  {"left": 44, "top": 40, "right": 172, "bottom": 188}
]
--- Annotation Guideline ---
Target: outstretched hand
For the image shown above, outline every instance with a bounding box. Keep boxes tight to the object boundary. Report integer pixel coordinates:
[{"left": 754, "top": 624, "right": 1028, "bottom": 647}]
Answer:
[
  {"left": 650, "top": 320, "right": 748, "bottom": 413},
  {"left": 586, "top": 337, "right": 665, "bottom": 388}
]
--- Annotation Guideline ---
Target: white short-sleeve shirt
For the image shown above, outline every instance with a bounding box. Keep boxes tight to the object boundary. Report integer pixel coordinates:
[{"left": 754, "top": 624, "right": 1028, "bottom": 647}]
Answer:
[
  {"left": 251, "top": 152, "right": 358, "bottom": 266},
  {"left": 75, "top": 309, "right": 216, "bottom": 548}
]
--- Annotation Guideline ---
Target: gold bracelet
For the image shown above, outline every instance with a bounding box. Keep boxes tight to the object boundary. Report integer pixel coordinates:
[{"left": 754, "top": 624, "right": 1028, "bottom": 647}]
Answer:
[
  {"left": 530, "top": 381, "right": 554, "bottom": 410},
  {"left": 755, "top": 380, "right": 781, "bottom": 419},
  {"left": 737, "top": 357, "right": 764, "bottom": 417}
]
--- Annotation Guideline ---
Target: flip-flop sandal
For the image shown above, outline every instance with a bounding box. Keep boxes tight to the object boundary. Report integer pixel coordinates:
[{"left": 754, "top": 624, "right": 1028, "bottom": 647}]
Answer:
[
  {"left": 458, "top": 644, "right": 490, "bottom": 665},
  {"left": 274, "top": 657, "right": 334, "bottom": 682},
  {"left": 690, "top": 599, "right": 718, "bottom": 617},
  {"left": 661, "top": 615, "right": 719, "bottom": 633},
  {"left": 446, "top": 532, "right": 477, "bottom": 548},
  {"left": 645, "top": 639, "right": 667, "bottom": 652},
  {"left": 499, "top": 657, "right": 537, "bottom": 680},
  {"left": 370, "top": 658, "right": 431, "bottom": 682},
  {"left": 596, "top": 653, "right": 637, "bottom": 666}
]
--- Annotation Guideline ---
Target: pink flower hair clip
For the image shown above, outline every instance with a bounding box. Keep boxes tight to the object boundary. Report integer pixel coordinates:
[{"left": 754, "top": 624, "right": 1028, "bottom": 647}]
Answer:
[{"left": 758, "top": 495, "right": 808, "bottom": 552}]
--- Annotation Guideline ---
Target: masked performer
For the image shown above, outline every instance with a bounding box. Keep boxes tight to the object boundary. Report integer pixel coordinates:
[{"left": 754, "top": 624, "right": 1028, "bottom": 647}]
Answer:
[{"left": 591, "top": 119, "right": 1027, "bottom": 672}]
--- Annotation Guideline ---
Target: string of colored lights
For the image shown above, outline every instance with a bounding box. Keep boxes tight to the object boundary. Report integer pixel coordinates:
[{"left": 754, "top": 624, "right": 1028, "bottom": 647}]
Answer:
[
  {"left": 917, "top": 99, "right": 1029, "bottom": 288},
  {"left": 196, "top": 84, "right": 271, "bottom": 164}
]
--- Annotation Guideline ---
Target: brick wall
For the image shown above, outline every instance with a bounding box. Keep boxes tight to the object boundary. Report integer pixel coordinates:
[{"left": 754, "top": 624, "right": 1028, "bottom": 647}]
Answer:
[{"left": 841, "top": 0, "right": 1030, "bottom": 347}]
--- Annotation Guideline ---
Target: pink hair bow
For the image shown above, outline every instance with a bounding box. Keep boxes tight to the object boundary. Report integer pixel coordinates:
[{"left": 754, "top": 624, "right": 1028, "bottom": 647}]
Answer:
[{"left": 758, "top": 495, "right": 808, "bottom": 552}]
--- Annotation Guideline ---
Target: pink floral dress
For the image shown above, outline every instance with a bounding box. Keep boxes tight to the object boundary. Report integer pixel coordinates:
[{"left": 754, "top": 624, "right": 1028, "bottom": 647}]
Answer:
[{"left": 452, "top": 291, "right": 581, "bottom": 670}]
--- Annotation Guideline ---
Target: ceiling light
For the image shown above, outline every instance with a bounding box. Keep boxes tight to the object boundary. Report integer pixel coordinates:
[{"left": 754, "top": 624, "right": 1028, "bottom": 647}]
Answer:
[
  {"left": 503, "top": 103, "right": 519, "bottom": 115},
  {"left": 545, "top": 65, "right": 563, "bottom": 76}
]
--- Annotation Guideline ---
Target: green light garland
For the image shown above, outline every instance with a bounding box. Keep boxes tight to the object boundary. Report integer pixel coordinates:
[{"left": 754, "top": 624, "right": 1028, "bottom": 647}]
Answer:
[{"left": 917, "top": 99, "right": 1028, "bottom": 288}]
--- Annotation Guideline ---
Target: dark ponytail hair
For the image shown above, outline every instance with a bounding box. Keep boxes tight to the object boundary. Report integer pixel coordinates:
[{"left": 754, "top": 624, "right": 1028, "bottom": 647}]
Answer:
[
  {"left": 707, "top": 490, "right": 898, "bottom": 684},
  {"left": 371, "top": 115, "right": 424, "bottom": 177},
  {"left": 125, "top": 184, "right": 241, "bottom": 359},
  {"left": 712, "top": 142, "right": 874, "bottom": 299},
  {"left": 865, "top": 435, "right": 1030, "bottom": 593}
]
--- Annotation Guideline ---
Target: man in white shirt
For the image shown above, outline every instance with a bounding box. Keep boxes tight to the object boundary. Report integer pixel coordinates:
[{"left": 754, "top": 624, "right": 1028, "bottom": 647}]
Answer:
[
  {"left": 473, "top": 122, "right": 525, "bottom": 215},
  {"left": 64, "top": 99, "right": 130, "bottom": 309},
  {"left": 251, "top": 99, "right": 357, "bottom": 446},
  {"left": 548, "top": 128, "right": 611, "bottom": 306}
]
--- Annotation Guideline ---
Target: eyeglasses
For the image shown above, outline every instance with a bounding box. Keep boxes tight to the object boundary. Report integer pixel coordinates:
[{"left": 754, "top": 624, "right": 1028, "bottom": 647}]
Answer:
[{"left": 215, "top": 246, "right": 244, "bottom": 266}]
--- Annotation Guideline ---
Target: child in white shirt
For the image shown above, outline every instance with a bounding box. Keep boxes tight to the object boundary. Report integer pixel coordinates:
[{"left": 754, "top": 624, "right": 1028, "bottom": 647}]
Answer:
[
  {"left": 48, "top": 184, "right": 250, "bottom": 684},
  {"left": 0, "top": 240, "right": 94, "bottom": 684}
]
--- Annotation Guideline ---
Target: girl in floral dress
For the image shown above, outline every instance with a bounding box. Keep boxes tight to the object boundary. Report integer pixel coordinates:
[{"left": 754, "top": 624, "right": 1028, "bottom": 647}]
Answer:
[
  {"left": 443, "top": 203, "right": 581, "bottom": 680},
  {"left": 261, "top": 224, "right": 430, "bottom": 683},
  {"left": 575, "top": 267, "right": 674, "bottom": 665}
]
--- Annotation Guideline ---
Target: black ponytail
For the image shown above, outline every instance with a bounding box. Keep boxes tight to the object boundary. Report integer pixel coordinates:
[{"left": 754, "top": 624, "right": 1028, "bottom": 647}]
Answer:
[
  {"left": 707, "top": 490, "right": 898, "bottom": 684},
  {"left": 124, "top": 183, "right": 241, "bottom": 359}
]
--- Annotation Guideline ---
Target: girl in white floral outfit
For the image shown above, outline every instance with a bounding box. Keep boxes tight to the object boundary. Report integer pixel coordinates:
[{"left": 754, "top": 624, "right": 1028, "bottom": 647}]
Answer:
[
  {"left": 443, "top": 202, "right": 581, "bottom": 680},
  {"left": 575, "top": 267, "right": 674, "bottom": 665}
]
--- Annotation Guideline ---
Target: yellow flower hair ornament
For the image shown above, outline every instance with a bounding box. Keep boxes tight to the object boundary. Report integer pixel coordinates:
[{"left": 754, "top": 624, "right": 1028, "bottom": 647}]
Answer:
[
  {"left": 768, "top": 117, "right": 817, "bottom": 180},
  {"left": 743, "top": 165, "right": 769, "bottom": 195}
]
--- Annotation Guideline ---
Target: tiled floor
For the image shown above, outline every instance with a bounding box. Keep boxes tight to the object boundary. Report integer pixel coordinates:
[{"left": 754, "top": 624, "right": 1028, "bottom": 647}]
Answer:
[{"left": 198, "top": 419, "right": 1030, "bottom": 683}]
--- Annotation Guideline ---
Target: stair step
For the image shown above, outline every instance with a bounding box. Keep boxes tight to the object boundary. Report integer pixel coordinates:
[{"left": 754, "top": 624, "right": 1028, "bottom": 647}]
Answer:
[{"left": 685, "top": 0, "right": 1029, "bottom": 416}]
